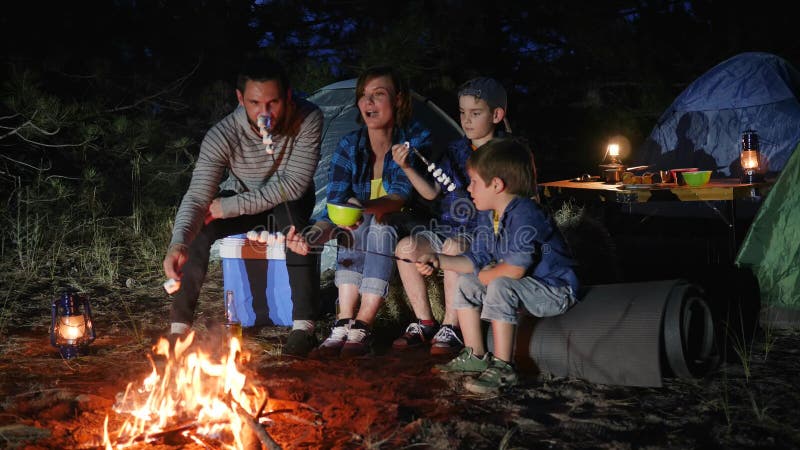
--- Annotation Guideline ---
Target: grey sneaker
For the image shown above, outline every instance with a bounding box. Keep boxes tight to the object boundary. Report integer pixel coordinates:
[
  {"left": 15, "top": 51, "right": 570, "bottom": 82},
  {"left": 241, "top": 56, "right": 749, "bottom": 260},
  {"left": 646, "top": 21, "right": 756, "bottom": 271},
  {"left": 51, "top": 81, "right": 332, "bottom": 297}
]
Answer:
[
  {"left": 430, "top": 325, "right": 464, "bottom": 356},
  {"left": 340, "top": 321, "right": 372, "bottom": 358},
  {"left": 314, "top": 318, "right": 353, "bottom": 358},
  {"left": 432, "top": 347, "right": 490, "bottom": 373},
  {"left": 464, "top": 357, "right": 518, "bottom": 394}
]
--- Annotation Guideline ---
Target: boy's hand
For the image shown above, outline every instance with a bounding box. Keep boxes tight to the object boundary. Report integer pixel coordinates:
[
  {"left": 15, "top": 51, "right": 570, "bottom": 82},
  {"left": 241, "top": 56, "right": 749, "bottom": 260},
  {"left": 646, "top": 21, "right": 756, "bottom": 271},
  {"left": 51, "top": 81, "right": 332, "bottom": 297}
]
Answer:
[
  {"left": 285, "top": 226, "right": 310, "bottom": 255},
  {"left": 391, "top": 143, "right": 412, "bottom": 169},
  {"left": 416, "top": 253, "right": 440, "bottom": 276}
]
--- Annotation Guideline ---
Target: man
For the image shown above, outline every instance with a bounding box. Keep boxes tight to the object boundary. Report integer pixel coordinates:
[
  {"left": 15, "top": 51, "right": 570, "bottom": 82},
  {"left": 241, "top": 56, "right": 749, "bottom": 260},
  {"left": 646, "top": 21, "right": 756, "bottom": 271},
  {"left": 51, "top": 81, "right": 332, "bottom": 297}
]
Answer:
[{"left": 163, "top": 57, "right": 322, "bottom": 356}]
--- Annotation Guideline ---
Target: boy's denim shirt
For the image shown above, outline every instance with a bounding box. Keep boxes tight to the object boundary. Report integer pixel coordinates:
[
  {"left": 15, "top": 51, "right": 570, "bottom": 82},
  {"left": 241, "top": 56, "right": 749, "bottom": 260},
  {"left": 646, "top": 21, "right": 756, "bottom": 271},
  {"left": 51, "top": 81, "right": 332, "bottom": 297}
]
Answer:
[
  {"left": 463, "top": 196, "right": 580, "bottom": 293},
  {"left": 435, "top": 137, "right": 479, "bottom": 237},
  {"left": 317, "top": 121, "right": 432, "bottom": 222}
]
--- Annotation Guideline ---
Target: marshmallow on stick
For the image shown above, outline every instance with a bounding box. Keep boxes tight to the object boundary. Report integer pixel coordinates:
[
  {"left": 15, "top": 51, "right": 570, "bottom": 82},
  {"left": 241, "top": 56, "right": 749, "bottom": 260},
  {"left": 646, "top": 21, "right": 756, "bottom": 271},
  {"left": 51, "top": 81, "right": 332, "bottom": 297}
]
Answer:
[
  {"left": 404, "top": 141, "right": 458, "bottom": 192},
  {"left": 163, "top": 278, "right": 181, "bottom": 294},
  {"left": 257, "top": 114, "right": 274, "bottom": 154}
]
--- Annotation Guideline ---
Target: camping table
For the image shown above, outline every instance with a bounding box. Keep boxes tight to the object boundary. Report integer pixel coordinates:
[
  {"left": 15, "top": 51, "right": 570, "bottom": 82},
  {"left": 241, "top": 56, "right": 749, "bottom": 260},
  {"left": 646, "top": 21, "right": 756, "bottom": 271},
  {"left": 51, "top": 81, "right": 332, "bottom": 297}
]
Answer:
[{"left": 539, "top": 178, "right": 772, "bottom": 263}]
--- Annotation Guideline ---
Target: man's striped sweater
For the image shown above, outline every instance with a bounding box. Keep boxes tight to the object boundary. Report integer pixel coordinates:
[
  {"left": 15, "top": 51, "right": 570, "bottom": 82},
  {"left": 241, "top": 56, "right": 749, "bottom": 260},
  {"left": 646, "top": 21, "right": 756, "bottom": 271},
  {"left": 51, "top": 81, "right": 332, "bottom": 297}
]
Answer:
[{"left": 169, "top": 99, "right": 322, "bottom": 248}]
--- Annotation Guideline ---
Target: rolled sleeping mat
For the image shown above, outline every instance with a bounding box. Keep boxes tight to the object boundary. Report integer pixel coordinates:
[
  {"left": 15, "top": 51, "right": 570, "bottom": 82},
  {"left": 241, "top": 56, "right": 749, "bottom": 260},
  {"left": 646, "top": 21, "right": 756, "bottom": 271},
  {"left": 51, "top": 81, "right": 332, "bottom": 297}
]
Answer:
[{"left": 489, "top": 279, "right": 717, "bottom": 387}]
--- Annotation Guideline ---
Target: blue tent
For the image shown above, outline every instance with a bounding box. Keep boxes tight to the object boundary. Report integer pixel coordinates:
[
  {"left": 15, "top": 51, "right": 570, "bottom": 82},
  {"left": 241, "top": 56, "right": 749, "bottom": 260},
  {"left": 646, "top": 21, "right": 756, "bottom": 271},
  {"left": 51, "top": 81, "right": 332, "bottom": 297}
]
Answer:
[{"left": 638, "top": 52, "right": 800, "bottom": 176}]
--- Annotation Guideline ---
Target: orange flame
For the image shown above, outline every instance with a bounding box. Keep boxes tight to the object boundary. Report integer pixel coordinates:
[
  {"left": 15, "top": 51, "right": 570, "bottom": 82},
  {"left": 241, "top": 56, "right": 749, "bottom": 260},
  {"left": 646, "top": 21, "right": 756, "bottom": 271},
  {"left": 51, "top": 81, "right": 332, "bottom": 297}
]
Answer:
[{"left": 103, "top": 331, "right": 268, "bottom": 449}]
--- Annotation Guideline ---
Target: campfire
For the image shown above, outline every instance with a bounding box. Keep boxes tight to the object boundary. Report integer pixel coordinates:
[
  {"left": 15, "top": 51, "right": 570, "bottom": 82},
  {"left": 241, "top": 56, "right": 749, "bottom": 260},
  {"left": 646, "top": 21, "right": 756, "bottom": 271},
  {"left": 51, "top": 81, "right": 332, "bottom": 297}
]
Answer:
[{"left": 102, "top": 332, "right": 275, "bottom": 449}]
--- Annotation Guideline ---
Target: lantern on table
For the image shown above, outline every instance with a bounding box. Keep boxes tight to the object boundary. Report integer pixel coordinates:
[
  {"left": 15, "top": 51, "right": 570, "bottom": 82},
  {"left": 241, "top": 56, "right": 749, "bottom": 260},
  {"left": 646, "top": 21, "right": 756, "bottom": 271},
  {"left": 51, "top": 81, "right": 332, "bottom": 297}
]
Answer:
[
  {"left": 50, "top": 289, "right": 96, "bottom": 359},
  {"left": 740, "top": 130, "right": 764, "bottom": 183},
  {"left": 607, "top": 143, "right": 622, "bottom": 165}
]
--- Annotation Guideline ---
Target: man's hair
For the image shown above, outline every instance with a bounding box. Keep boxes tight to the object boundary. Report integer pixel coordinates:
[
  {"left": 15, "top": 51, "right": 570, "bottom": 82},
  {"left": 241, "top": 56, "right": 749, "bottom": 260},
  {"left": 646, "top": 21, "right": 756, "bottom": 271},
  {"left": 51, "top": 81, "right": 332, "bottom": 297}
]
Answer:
[
  {"left": 236, "top": 56, "right": 290, "bottom": 96},
  {"left": 467, "top": 138, "right": 537, "bottom": 197},
  {"left": 354, "top": 66, "right": 412, "bottom": 128}
]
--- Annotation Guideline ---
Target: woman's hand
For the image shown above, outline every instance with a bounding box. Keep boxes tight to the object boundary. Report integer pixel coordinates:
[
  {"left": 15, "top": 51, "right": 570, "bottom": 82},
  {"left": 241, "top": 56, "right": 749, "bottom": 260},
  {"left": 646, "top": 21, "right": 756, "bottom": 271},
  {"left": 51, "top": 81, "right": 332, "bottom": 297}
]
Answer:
[{"left": 391, "top": 143, "right": 412, "bottom": 169}]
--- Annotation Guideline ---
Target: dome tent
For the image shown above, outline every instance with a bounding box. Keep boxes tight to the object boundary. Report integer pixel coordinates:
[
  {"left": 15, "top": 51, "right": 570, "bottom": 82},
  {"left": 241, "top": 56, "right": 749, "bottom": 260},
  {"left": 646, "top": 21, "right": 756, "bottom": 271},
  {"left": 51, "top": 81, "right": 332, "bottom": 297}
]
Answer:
[
  {"left": 637, "top": 52, "right": 800, "bottom": 176},
  {"left": 306, "top": 79, "right": 463, "bottom": 271}
]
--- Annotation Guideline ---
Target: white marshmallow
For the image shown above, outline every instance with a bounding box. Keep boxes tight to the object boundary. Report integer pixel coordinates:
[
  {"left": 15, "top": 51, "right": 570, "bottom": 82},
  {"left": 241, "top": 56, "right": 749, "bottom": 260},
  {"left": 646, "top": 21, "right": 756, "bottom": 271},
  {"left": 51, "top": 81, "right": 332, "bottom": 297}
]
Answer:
[
  {"left": 258, "top": 230, "right": 269, "bottom": 243},
  {"left": 433, "top": 168, "right": 442, "bottom": 177},
  {"left": 246, "top": 230, "right": 259, "bottom": 241},
  {"left": 266, "top": 233, "right": 276, "bottom": 246},
  {"left": 427, "top": 164, "right": 436, "bottom": 172},
  {"left": 447, "top": 184, "right": 456, "bottom": 192},
  {"left": 163, "top": 278, "right": 181, "bottom": 294}
]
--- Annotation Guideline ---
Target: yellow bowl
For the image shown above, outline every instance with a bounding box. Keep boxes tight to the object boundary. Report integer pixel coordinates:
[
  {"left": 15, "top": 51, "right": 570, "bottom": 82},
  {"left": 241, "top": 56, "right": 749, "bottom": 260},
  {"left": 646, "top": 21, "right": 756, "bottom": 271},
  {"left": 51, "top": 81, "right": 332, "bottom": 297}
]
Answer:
[
  {"left": 326, "top": 202, "right": 363, "bottom": 227},
  {"left": 681, "top": 170, "right": 712, "bottom": 187}
]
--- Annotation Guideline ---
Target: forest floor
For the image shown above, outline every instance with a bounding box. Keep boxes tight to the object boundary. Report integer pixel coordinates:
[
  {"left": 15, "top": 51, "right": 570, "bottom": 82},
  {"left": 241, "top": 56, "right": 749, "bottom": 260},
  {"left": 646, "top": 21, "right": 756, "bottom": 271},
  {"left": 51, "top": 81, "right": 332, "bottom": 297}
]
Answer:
[{"left": 1, "top": 263, "right": 800, "bottom": 450}]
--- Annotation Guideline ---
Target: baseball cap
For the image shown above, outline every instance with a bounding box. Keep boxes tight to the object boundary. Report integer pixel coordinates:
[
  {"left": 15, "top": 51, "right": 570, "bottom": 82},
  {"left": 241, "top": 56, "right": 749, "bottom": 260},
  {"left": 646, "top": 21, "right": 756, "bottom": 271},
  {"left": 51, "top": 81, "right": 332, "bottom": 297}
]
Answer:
[{"left": 458, "top": 77, "right": 507, "bottom": 110}]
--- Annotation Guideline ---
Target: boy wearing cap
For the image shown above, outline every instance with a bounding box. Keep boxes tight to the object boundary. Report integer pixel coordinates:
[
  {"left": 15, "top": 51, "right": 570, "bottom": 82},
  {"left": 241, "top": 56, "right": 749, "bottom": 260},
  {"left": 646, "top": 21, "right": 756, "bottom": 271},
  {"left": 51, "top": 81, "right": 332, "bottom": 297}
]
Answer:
[
  {"left": 416, "top": 138, "right": 580, "bottom": 394},
  {"left": 391, "top": 77, "right": 510, "bottom": 355}
]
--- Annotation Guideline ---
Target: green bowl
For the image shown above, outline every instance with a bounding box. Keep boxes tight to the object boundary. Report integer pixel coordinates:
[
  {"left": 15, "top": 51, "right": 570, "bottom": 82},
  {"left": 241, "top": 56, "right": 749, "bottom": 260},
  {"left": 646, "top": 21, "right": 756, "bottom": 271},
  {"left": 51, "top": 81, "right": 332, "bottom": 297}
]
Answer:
[
  {"left": 327, "top": 202, "right": 364, "bottom": 227},
  {"left": 681, "top": 170, "right": 712, "bottom": 187}
]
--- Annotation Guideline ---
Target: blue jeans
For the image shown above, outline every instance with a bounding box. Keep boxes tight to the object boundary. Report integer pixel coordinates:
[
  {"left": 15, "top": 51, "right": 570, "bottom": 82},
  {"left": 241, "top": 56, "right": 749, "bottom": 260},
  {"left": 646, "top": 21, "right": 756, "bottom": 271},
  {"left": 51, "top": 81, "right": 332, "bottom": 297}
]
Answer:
[
  {"left": 335, "top": 214, "right": 398, "bottom": 298},
  {"left": 454, "top": 274, "right": 577, "bottom": 324}
]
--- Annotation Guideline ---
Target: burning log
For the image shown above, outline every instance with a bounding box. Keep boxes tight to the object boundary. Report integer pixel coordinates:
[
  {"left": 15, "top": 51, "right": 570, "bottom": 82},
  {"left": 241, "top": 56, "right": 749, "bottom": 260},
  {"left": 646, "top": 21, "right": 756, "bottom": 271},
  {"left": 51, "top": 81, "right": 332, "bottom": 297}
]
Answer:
[{"left": 103, "top": 332, "right": 273, "bottom": 449}]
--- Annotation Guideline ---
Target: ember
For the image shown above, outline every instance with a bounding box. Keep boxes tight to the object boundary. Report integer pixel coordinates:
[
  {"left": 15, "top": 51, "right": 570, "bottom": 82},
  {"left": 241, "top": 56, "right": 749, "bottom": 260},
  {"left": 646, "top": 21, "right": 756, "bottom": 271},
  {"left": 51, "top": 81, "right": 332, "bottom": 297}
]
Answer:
[{"left": 103, "top": 332, "right": 270, "bottom": 449}]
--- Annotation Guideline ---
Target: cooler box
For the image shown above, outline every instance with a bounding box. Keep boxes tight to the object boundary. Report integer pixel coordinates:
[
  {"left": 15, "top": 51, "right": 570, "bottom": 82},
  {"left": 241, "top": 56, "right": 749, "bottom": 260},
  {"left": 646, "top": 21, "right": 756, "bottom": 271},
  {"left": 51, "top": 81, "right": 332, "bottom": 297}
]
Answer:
[{"left": 219, "top": 234, "right": 292, "bottom": 327}]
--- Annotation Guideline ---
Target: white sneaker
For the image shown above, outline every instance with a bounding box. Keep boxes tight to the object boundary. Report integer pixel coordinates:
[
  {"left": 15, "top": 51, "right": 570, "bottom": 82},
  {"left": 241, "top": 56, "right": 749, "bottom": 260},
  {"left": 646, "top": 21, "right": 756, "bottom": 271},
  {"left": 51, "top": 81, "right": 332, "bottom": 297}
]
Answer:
[{"left": 315, "top": 319, "right": 353, "bottom": 357}]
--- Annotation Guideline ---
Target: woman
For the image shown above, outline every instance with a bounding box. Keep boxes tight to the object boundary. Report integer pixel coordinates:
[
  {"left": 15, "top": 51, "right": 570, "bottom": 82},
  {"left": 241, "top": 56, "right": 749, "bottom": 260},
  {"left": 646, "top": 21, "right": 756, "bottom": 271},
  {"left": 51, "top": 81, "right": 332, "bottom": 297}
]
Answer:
[{"left": 302, "top": 66, "right": 431, "bottom": 358}]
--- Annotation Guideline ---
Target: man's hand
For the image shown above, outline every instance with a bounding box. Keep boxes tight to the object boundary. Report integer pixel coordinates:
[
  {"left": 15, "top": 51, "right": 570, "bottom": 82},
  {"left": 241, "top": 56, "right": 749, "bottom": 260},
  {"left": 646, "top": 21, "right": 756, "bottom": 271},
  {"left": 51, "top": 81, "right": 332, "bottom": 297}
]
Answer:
[
  {"left": 206, "top": 198, "right": 223, "bottom": 224},
  {"left": 416, "top": 253, "right": 440, "bottom": 276},
  {"left": 163, "top": 243, "right": 189, "bottom": 280},
  {"left": 285, "top": 226, "right": 310, "bottom": 255}
]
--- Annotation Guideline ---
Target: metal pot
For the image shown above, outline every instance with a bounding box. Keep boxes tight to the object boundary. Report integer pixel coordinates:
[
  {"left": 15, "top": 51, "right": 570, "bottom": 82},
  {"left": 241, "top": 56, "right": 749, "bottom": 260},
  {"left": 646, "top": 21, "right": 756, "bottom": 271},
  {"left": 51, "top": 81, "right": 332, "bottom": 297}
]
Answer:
[
  {"left": 600, "top": 164, "right": 625, "bottom": 184},
  {"left": 599, "top": 164, "right": 652, "bottom": 184}
]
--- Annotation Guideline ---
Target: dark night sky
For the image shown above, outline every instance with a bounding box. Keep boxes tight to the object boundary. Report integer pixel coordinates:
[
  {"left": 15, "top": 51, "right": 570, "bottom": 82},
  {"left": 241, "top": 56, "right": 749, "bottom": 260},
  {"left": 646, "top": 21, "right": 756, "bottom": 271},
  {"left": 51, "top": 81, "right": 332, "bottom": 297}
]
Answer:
[{"left": 2, "top": 1, "right": 799, "bottom": 181}]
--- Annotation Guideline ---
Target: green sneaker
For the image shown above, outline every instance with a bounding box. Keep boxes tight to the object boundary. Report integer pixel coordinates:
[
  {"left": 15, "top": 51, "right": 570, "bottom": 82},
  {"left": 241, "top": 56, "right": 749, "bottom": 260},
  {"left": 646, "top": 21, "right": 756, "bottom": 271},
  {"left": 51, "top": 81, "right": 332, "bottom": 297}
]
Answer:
[
  {"left": 464, "top": 357, "right": 518, "bottom": 394},
  {"left": 432, "top": 347, "right": 490, "bottom": 373}
]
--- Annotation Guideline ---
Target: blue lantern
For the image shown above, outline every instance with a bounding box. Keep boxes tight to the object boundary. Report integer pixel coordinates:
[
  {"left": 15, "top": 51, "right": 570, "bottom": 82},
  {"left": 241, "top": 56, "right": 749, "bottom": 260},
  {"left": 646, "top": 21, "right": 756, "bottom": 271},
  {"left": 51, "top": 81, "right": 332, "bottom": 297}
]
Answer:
[{"left": 50, "top": 289, "right": 96, "bottom": 359}]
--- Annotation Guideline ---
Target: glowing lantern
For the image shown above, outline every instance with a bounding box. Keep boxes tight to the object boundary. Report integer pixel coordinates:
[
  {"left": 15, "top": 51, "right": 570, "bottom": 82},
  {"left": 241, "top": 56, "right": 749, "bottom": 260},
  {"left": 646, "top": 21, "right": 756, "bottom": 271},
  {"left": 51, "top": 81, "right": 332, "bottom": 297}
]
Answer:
[
  {"left": 607, "top": 143, "right": 622, "bottom": 165},
  {"left": 740, "top": 130, "right": 763, "bottom": 183},
  {"left": 50, "top": 289, "right": 96, "bottom": 359}
]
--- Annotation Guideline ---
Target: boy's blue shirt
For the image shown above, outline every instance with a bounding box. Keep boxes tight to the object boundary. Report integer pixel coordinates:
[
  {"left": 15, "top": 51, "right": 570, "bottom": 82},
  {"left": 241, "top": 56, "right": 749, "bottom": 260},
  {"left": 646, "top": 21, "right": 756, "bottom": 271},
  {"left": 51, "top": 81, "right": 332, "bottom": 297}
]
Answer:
[
  {"left": 463, "top": 196, "right": 580, "bottom": 293},
  {"left": 316, "top": 121, "right": 431, "bottom": 222},
  {"left": 434, "top": 136, "right": 480, "bottom": 237}
]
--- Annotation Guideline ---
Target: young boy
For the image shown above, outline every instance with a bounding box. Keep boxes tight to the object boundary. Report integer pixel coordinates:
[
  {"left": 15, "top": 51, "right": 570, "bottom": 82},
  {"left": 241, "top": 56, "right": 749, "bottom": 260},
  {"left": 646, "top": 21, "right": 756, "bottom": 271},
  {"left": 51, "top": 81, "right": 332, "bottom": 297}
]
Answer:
[
  {"left": 391, "top": 77, "right": 509, "bottom": 355},
  {"left": 416, "top": 138, "right": 579, "bottom": 394}
]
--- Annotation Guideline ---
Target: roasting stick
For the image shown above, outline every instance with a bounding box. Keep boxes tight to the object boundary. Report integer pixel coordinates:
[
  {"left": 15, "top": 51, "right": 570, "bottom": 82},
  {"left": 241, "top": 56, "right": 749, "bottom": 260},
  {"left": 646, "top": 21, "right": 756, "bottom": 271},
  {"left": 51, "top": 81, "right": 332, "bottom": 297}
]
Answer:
[
  {"left": 273, "top": 235, "right": 435, "bottom": 267},
  {"left": 404, "top": 141, "right": 458, "bottom": 192}
]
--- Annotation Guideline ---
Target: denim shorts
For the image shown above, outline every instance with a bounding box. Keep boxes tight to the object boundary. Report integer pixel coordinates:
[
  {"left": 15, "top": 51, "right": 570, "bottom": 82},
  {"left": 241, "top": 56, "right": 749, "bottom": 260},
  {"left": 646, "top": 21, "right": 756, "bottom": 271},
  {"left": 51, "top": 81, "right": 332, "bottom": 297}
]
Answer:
[{"left": 334, "top": 213, "right": 398, "bottom": 298}]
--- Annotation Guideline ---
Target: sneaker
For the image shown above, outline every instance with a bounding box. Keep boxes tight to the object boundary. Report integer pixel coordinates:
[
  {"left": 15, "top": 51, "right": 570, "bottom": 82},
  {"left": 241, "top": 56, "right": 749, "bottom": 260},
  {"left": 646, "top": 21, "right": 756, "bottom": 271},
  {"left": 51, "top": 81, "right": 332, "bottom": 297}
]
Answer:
[
  {"left": 432, "top": 347, "right": 490, "bottom": 373},
  {"left": 430, "top": 325, "right": 464, "bottom": 356},
  {"left": 283, "top": 329, "right": 318, "bottom": 357},
  {"left": 314, "top": 318, "right": 353, "bottom": 358},
  {"left": 392, "top": 321, "right": 438, "bottom": 350},
  {"left": 464, "top": 357, "right": 518, "bottom": 394},
  {"left": 340, "top": 320, "right": 372, "bottom": 358}
]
